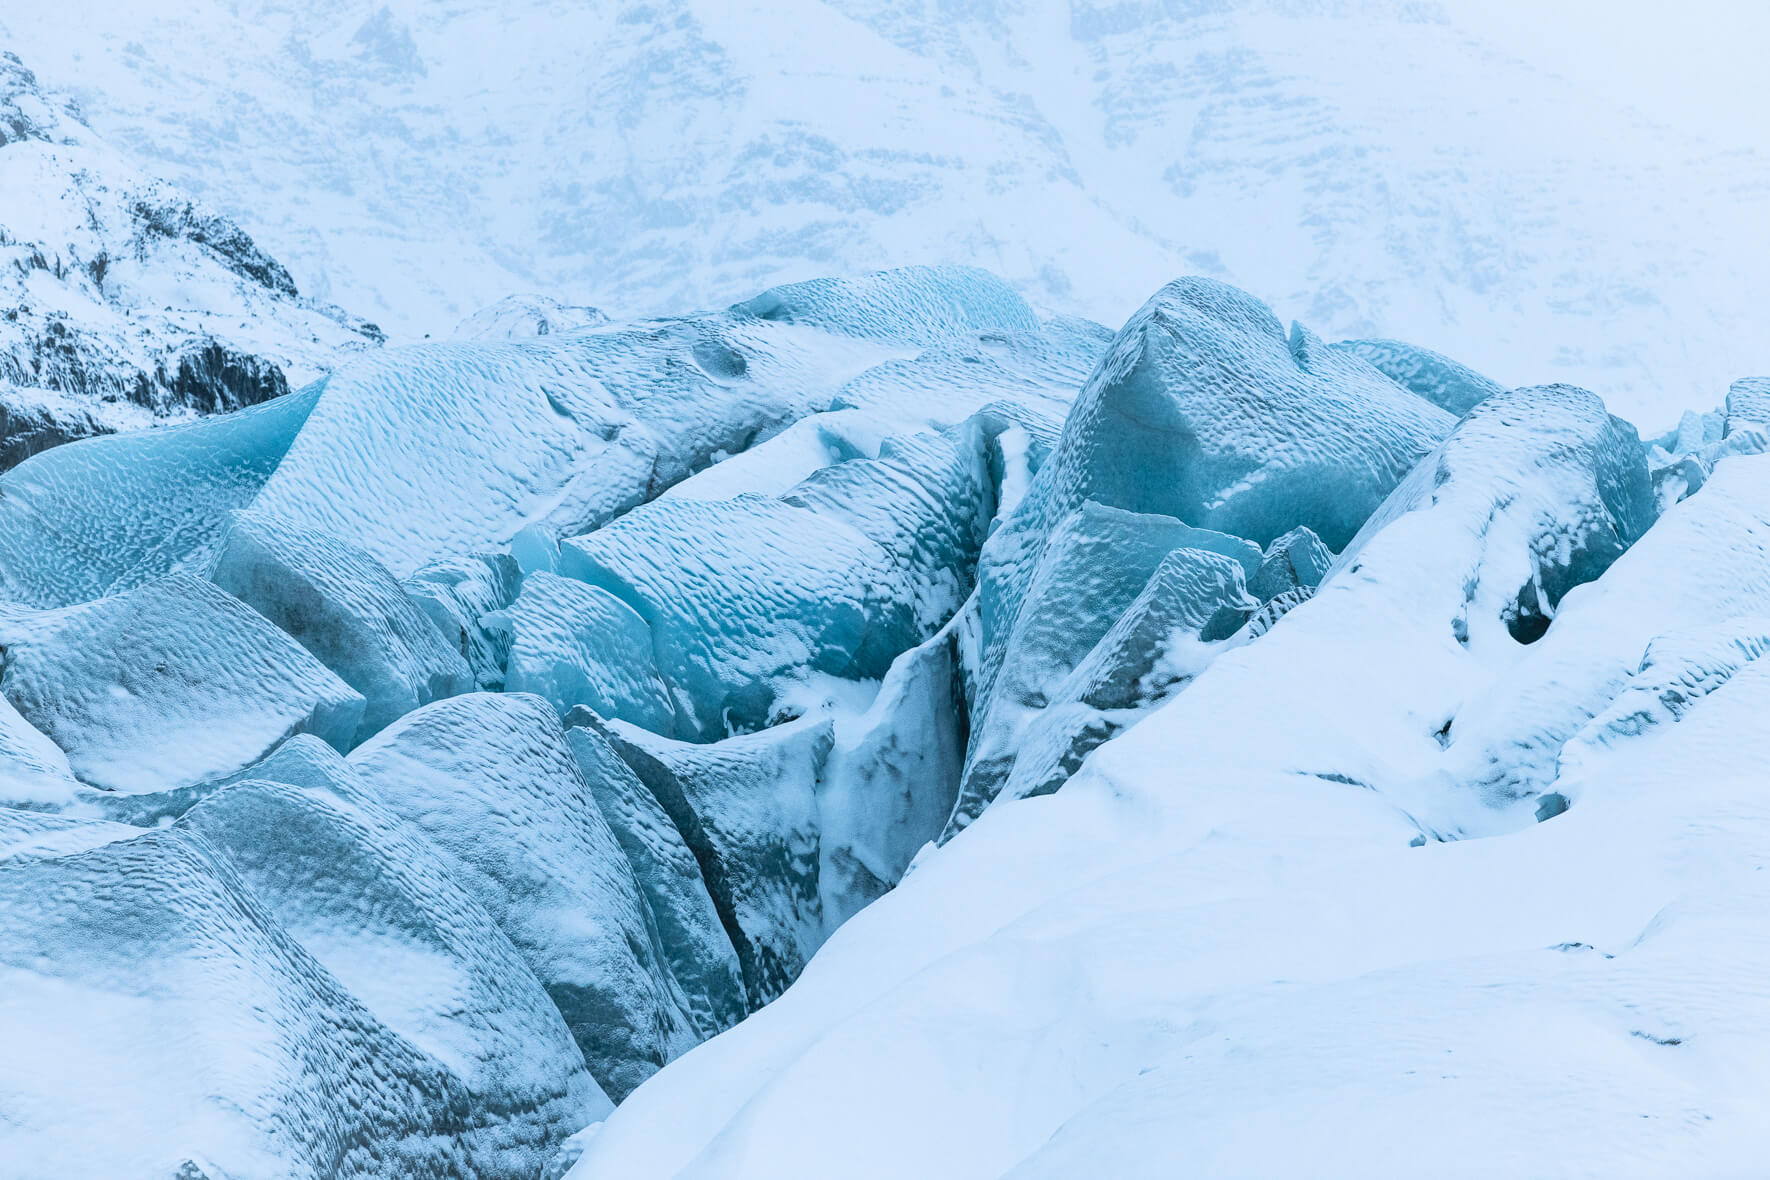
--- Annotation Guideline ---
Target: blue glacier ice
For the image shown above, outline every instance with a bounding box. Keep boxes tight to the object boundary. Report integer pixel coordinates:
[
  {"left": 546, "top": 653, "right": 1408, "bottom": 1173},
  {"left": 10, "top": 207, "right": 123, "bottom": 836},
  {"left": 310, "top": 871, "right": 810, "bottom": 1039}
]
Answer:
[
  {"left": 1329, "top": 337, "right": 1505, "bottom": 417},
  {"left": 0, "top": 574, "right": 363, "bottom": 793},
  {"left": 951, "top": 501, "right": 1261, "bottom": 832},
  {"left": 208, "top": 508, "right": 474, "bottom": 744},
  {"left": 0, "top": 824, "right": 479, "bottom": 1178},
  {"left": 402, "top": 550, "right": 524, "bottom": 691},
  {"left": 563, "top": 712, "right": 748, "bottom": 1037},
  {"left": 346, "top": 692, "right": 697, "bottom": 1099},
  {"left": 729, "top": 265, "right": 1041, "bottom": 346},
  {"left": 488, "top": 571, "right": 677, "bottom": 735},
  {"left": 250, "top": 281, "right": 925, "bottom": 578},
  {"left": 1248, "top": 526, "right": 1336, "bottom": 603},
  {"left": 178, "top": 767, "right": 607, "bottom": 1177},
  {"left": 0, "top": 380, "right": 321, "bottom": 609},
  {"left": 592, "top": 713, "right": 833, "bottom": 1009}
]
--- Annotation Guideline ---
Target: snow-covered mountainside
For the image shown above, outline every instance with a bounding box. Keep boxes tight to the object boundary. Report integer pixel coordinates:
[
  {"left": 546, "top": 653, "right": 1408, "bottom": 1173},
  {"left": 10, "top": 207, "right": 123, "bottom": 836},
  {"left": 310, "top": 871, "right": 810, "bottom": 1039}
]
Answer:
[
  {"left": 0, "top": 51, "right": 380, "bottom": 467},
  {"left": 1, "top": 2, "right": 1763, "bottom": 425},
  {"left": 1, "top": 257, "right": 1767, "bottom": 1176}
]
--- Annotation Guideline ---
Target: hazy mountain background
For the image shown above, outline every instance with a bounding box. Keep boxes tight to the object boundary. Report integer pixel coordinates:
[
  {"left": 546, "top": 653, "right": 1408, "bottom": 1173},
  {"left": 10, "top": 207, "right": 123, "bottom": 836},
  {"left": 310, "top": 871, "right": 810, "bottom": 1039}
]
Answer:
[{"left": 3, "top": 0, "right": 1765, "bottom": 425}]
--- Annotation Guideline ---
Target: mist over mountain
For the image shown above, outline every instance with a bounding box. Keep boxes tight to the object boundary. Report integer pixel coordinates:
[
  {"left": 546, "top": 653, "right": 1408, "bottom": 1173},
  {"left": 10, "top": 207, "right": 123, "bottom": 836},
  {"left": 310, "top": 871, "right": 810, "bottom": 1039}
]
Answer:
[{"left": 3, "top": 0, "right": 1764, "bottom": 423}]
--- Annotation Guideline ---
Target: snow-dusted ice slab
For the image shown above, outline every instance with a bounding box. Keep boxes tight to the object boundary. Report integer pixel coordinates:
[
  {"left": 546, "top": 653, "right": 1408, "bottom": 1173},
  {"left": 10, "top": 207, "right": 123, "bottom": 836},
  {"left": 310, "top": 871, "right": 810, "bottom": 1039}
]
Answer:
[
  {"left": 0, "top": 826, "right": 476, "bottom": 1179},
  {"left": 209, "top": 509, "right": 473, "bottom": 743},
  {"left": 179, "top": 769, "right": 607, "bottom": 1177},
  {"left": 952, "top": 502, "right": 1259, "bottom": 831},
  {"left": 0, "top": 574, "right": 363, "bottom": 793},
  {"left": 347, "top": 692, "right": 696, "bottom": 1100},
  {"left": 0, "top": 380, "right": 320, "bottom": 608},
  {"left": 598, "top": 714, "right": 833, "bottom": 1009},
  {"left": 561, "top": 495, "right": 905, "bottom": 740},
  {"left": 729, "top": 265, "right": 1040, "bottom": 347},
  {"left": 1037, "top": 278, "right": 1454, "bottom": 551},
  {"left": 491, "top": 571, "right": 677, "bottom": 734},
  {"left": 1330, "top": 336, "right": 1505, "bottom": 417},
  {"left": 403, "top": 550, "right": 524, "bottom": 691},
  {"left": 252, "top": 303, "right": 903, "bottom": 579},
  {"left": 565, "top": 712, "right": 747, "bottom": 1037}
]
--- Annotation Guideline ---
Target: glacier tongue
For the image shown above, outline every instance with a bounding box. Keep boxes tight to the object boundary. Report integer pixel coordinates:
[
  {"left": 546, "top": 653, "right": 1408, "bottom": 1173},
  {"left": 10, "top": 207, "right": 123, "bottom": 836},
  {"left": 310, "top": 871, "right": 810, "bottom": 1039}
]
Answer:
[{"left": 3, "top": 259, "right": 1768, "bottom": 1177}]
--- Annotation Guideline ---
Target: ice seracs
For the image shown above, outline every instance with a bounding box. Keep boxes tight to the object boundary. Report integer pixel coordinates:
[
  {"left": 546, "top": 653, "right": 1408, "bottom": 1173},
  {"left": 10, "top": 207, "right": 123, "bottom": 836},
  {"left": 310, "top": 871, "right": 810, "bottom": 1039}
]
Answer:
[{"left": 1, "top": 260, "right": 1764, "bottom": 1177}]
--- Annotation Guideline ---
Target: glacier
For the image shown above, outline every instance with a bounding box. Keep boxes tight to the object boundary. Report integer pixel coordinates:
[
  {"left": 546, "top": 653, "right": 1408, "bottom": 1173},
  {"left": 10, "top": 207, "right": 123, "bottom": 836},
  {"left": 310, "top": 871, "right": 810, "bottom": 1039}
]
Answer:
[{"left": 0, "top": 245, "right": 1765, "bottom": 1179}]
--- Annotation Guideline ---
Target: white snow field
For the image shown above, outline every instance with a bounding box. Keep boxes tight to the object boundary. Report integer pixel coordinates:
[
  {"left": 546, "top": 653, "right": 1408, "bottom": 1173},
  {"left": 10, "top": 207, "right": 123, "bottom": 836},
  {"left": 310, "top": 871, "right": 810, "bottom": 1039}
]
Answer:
[{"left": 1, "top": 1, "right": 1765, "bottom": 424}]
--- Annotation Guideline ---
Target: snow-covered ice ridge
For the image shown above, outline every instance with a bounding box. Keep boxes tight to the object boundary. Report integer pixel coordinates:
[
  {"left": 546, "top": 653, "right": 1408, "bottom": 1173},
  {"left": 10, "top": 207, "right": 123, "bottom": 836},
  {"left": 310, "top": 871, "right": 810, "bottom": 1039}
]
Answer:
[
  {"left": 0, "top": 50, "right": 381, "bottom": 468},
  {"left": 1, "top": 262, "right": 1768, "bottom": 1177}
]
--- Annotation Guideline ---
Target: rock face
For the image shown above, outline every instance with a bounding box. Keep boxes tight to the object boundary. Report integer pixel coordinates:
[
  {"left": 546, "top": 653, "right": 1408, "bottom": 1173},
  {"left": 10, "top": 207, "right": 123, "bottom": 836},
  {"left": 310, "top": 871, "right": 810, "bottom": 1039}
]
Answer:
[{"left": 0, "top": 50, "right": 379, "bottom": 468}]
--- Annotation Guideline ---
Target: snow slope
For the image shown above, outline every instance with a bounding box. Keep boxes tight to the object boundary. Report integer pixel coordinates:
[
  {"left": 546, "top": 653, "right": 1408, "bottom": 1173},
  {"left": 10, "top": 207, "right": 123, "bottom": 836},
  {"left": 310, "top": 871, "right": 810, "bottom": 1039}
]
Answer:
[{"left": 3, "top": 1, "right": 1764, "bottom": 423}]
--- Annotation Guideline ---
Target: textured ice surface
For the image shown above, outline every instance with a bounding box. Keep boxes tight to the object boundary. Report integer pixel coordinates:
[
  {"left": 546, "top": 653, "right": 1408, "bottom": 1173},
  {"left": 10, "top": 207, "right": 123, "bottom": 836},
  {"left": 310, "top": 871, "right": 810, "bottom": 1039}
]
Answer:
[
  {"left": 963, "top": 279, "right": 1452, "bottom": 800},
  {"left": 1726, "top": 377, "right": 1770, "bottom": 434},
  {"left": 0, "top": 826, "right": 476, "bottom": 1179},
  {"left": 0, "top": 695, "right": 78, "bottom": 809},
  {"left": 347, "top": 692, "right": 696, "bottom": 1099},
  {"left": 568, "top": 388, "right": 1718, "bottom": 1180},
  {"left": 490, "top": 571, "right": 676, "bottom": 734},
  {"left": 781, "top": 424, "right": 995, "bottom": 633},
  {"left": 179, "top": 770, "right": 608, "bottom": 1177},
  {"left": 951, "top": 501, "right": 1261, "bottom": 832},
  {"left": 1248, "top": 526, "right": 1335, "bottom": 602},
  {"left": 0, "top": 380, "right": 320, "bottom": 608},
  {"left": 562, "top": 411, "right": 1011, "bottom": 739},
  {"left": 562, "top": 496, "right": 904, "bottom": 741},
  {"left": 564, "top": 712, "right": 747, "bottom": 1037},
  {"left": 1330, "top": 337, "right": 1504, "bottom": 417},
  {"left": 825, "top": 315, "right": 1111, "bottom": 432},
  {"left": 209, "top": 508, "right": 473, "bottom": 743},
  {"left": 1034, "top": 279, "right": 1454, "bottom": 551},
  {"left": 252, "top": 300, "right": 905, "bottom": 578},
  {"left": 816, "top": 623, "right": 967, "bottom": 928},
  {"left": 998, "top": 546, "right": 1259, "bottom": 805},
  {"left": 402, "top": 550, "right": 524, "bottom": 691},
  {"left": 596, "top": 714, "right": 833, "bottom": 1009},
  {"left": 0, "top": 574, "right": 363, "bottom": 793},
  {"left": 729, "top": 266, "right": 1039, "bottom": 346}
]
